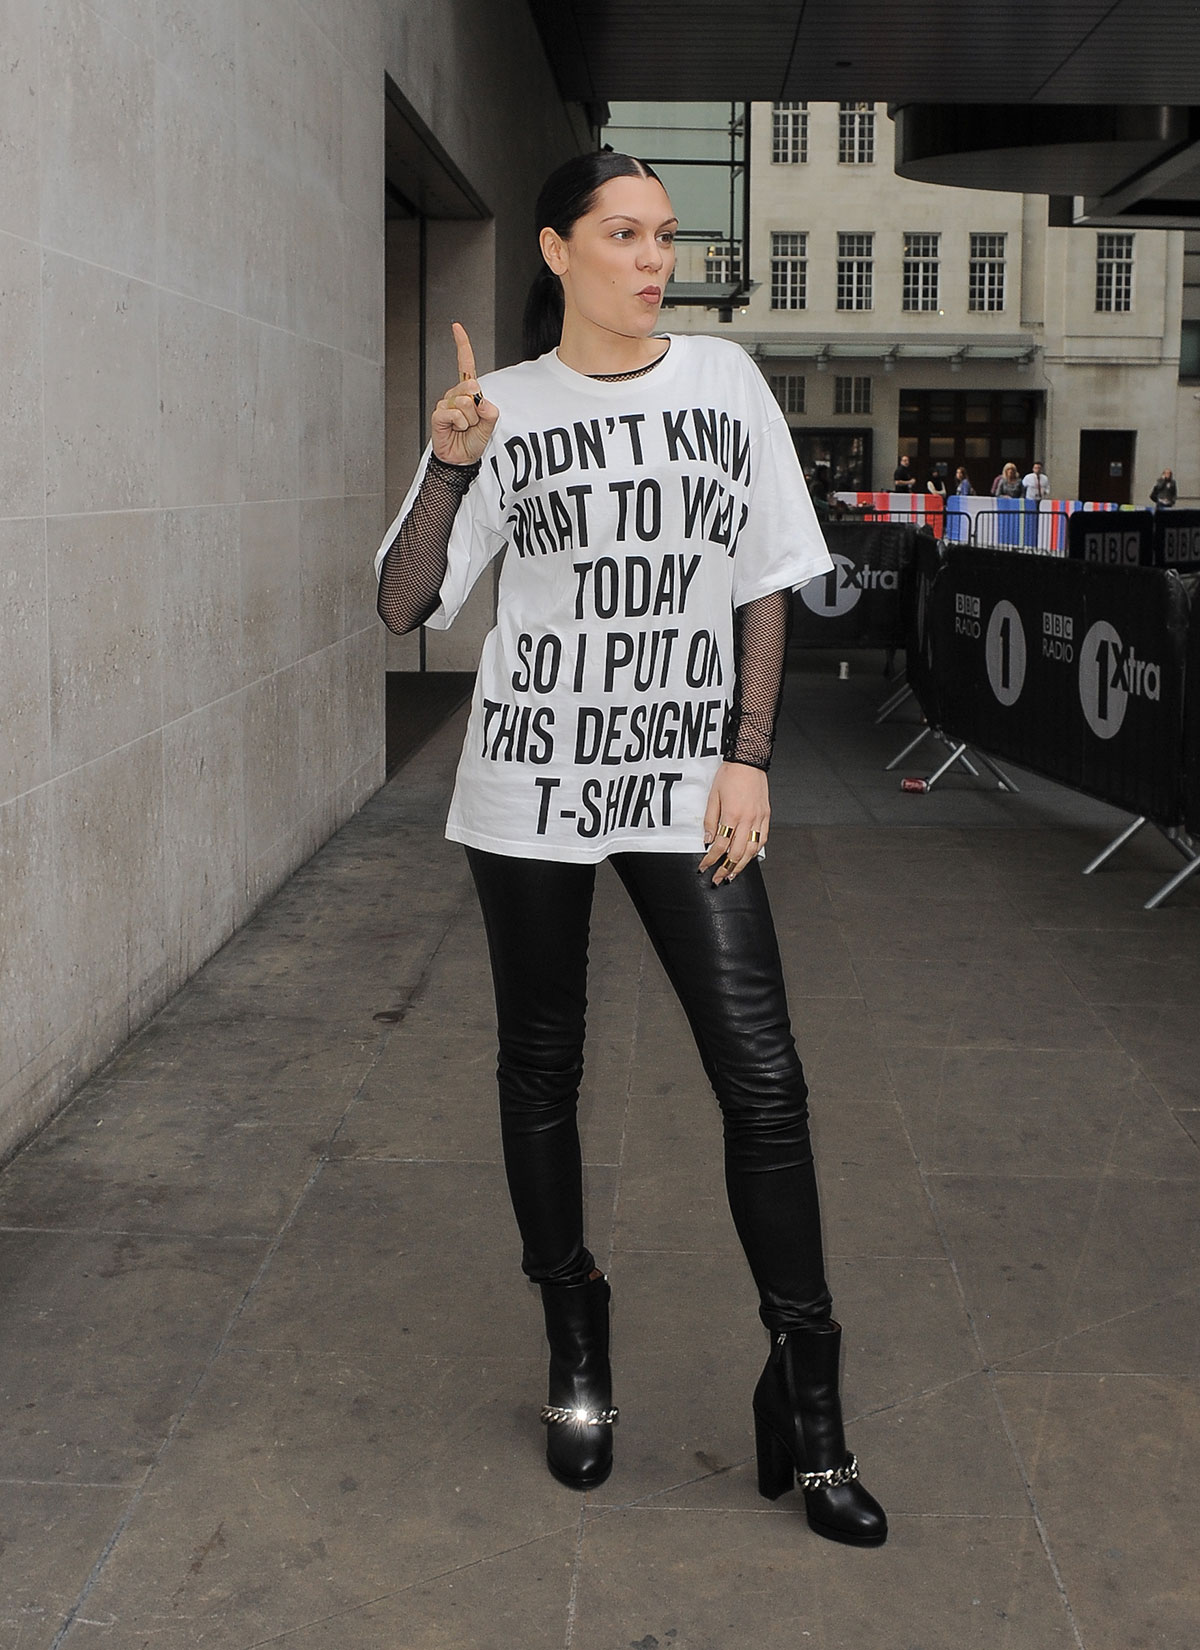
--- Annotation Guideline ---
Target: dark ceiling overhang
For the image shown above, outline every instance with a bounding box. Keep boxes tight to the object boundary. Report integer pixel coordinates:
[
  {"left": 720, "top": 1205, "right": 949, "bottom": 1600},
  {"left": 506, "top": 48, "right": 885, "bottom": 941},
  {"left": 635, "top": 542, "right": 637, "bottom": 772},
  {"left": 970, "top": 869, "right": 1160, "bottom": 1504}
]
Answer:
[{"left": 528, "top": 0, "right": 1200, "bottom": 226}]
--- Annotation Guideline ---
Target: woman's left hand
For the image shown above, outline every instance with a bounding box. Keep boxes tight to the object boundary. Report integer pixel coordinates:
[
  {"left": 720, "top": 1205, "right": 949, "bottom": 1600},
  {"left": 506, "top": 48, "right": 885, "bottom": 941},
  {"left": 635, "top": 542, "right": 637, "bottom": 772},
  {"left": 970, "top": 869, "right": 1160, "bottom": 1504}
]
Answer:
[{"left": 699, "top": 762, "right": 770, "bottom": 884}]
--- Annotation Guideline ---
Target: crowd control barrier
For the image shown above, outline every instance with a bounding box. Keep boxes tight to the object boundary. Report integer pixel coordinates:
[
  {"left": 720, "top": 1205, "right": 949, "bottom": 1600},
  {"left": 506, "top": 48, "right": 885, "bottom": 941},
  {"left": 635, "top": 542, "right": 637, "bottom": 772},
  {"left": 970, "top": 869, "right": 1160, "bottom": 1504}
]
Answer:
[
  {"left": 1066, "top": 508, "right": 1200, "bottom": 572},
  {"left": 1154, "top": 510, "right": 1200, "bottom": 572},
  {"left": 929, "top": 548, "right": 1190, "bottom": 827},
  {"left": 792, "top": 522, "right": 919, "bottom": 650},
  {"left": 834, "top": 492, "right": 1121, "bottom": 553},
  {"left": 1118, "top": 580, "right": 1200, "bottom": 907},
  {"left": 1066, "top": 510, "right": 1156, "bottom": 566}
]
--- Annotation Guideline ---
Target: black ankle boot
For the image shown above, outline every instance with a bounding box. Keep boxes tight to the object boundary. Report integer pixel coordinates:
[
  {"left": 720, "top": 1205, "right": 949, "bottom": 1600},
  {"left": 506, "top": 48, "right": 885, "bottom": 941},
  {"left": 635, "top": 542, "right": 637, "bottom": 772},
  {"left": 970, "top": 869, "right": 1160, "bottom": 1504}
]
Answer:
[
  {"left": 538, "top": 1271, "right": 617, "bottom": 1490},
  {"left": 752, "top": 1321, "right": 887, "bottom": 1546}
]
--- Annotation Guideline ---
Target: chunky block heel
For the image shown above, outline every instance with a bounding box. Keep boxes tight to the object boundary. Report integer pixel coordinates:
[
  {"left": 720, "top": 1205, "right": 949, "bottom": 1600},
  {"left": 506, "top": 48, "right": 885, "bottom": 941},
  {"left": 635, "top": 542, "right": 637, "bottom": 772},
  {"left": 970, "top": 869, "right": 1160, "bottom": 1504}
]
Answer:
[
  {"left": 754, "top": 1412, "right": 796, "bottom": 1500},
  {"left": 751, "top": 1323, "right": 887, "bottom": 1546}
]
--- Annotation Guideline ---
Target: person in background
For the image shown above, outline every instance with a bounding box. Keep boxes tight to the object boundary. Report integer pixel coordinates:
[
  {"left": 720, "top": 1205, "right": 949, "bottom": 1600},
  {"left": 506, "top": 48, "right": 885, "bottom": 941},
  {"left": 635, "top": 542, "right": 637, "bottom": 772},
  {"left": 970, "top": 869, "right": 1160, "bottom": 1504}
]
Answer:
[
  {"left": 991, "top": 462, "right": 1023, "bottom": 498},
  {"left": 954, "top": 466, "right": 972, "bottom": 496},
  {"left": 925, "top": 463, "right": 947, "bottom": 498},
  {"left": 1150, "top": 468, "right": 1177, "bottom": 509},
  {"left": 892, "top": 455, "right": 916, "bottom": 493},
  {"left": 1022, "top": 460, "right": 1050, "bottom": 500}
]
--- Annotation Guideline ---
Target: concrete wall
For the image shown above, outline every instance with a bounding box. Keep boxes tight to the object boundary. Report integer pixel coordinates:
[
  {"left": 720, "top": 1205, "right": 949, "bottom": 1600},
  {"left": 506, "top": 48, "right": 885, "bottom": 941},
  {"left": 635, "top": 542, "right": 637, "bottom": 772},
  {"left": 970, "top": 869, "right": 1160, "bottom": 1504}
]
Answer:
[{"left": 0, "top": 0, "right": 582, "bottom": 1161}]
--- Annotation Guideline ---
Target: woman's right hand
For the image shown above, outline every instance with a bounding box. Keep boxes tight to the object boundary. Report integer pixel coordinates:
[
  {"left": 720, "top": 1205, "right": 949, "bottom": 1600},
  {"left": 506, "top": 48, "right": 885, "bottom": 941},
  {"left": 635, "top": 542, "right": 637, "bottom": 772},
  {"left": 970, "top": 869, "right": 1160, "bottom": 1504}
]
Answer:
[{"left": 432, "top": 322, "right": 499, "bottom": 466}]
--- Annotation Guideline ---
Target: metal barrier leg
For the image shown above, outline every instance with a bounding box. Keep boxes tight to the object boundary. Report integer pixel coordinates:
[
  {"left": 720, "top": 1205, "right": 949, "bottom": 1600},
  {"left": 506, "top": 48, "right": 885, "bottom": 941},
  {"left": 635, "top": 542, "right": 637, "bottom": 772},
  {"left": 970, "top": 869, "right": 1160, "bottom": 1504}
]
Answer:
[
  {"left": 924, "top": 742, "right": 970, "bottom": 791},
  {"left": 875, "top": 682, "right": 913, "bottom": 724},
  {"left": 1145, "top": 848, "right": 1200, "bottom": 910},
  {"left": 884, "top": 724, "right": 931, "bottom": 771},
  {"left": 939, "top": 736, "right": 980, "bottom": 778},
  {"left": 1164, "top": 826, "right": 1197, "bottom": 862},
  {"left": 1082, "top": 816, "right": 1147, "bottom": 876},
  {"left": 974, "top": 751, "right": 1021, "bottom": 793}
]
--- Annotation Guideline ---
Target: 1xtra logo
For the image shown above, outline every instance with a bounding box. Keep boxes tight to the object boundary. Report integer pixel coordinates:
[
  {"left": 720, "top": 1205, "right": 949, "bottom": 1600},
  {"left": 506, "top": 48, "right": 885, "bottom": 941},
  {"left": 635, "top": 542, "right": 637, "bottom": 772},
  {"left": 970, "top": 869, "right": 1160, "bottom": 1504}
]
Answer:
[
  {"left": 800, "top": 554, "right": 897, "bottom": 618},
  {"left": 984, "top": 600, "right": 1026, "bottom": 706},
  {"left": 1077, "top": 620, "right": 1161, "bottom": 739}
]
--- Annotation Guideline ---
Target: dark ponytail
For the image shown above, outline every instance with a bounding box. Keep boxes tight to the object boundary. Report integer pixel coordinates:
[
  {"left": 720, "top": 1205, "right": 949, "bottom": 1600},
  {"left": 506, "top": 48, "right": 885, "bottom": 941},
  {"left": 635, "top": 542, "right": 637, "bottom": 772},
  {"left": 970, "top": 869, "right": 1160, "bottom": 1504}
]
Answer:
[{"left": 522, "top": 152, "right": 661, "bottom": 359}]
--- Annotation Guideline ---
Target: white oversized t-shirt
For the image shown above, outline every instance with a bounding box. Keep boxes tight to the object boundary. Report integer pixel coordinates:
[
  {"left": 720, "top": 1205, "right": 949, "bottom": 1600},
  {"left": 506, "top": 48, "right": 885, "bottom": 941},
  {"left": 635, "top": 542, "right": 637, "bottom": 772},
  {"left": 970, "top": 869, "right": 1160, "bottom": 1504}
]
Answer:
[{"left": 376, "top": 334, "right": 832, "bottom": 863}]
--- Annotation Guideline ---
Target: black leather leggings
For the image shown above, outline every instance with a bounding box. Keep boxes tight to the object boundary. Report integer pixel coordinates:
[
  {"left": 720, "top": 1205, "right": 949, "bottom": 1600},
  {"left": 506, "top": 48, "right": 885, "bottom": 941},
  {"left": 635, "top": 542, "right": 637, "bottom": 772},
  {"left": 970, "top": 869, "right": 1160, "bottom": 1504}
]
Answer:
[{"left": 466, "top": 848, "right": 833, "bottom": 1333}]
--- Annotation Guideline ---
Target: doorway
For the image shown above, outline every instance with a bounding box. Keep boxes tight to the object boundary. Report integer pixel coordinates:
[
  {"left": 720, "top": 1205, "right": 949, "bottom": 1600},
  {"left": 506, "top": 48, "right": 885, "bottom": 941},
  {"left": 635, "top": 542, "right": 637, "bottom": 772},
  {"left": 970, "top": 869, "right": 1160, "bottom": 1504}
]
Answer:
[
  {"left": 898, "top": 389, "right": 1042, "bottom": 493},
  {"left": 1078, "top": 430, "right": 1135, "bottom": 504},
  {"left": 383, "top": 79, "right": 490, "bottom": 773}
]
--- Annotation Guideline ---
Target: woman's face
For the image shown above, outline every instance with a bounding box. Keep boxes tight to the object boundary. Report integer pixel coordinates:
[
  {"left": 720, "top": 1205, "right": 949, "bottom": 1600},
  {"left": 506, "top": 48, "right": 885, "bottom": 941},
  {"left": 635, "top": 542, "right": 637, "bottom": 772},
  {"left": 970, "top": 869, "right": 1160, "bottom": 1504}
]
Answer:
[{"left": 542, "top": 174, "right": 678, "bottom": 340}]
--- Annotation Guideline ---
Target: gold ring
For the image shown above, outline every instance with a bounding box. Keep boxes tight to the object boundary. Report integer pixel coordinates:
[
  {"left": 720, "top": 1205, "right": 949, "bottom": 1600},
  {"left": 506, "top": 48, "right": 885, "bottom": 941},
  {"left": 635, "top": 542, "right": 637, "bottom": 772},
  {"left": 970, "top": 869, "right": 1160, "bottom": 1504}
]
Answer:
[
  {"left": 717, "top": 823, "right": 734, "bottom": 839},
  {"left": 748, "top": 830, "right": 761, "bottom": 844}
]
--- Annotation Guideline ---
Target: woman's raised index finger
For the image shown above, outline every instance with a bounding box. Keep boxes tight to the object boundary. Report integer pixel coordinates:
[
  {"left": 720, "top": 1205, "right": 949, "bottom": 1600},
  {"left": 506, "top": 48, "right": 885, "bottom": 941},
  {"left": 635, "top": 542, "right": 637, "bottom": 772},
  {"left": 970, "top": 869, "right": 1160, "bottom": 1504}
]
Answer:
[{"left": 452, "top": 321, "right": 477, "bottom": 383}]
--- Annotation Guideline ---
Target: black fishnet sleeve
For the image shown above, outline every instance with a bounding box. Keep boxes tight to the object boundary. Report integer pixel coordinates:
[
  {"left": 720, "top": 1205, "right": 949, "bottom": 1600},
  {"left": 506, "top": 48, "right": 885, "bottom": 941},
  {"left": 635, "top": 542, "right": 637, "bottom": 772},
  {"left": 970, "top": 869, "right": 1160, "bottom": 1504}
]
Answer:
[
  {"left": 722, "top": 588, "right": 792, "bottom": 772},
  {"left": 376, "top": 454, "right": 482, "bottom": 634}
]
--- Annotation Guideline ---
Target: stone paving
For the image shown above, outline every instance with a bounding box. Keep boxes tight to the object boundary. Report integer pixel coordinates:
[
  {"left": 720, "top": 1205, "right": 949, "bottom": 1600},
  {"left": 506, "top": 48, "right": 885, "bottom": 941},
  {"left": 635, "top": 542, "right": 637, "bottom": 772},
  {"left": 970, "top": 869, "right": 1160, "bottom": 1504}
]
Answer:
[{"left": 3, "top": 653, "right": 1198, "bottom": 1650}]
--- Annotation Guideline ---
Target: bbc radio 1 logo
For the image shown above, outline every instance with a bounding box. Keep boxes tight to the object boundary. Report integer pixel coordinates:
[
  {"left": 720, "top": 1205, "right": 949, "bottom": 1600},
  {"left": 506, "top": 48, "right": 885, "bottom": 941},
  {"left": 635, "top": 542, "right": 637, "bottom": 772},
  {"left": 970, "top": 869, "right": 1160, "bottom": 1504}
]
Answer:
[
  {"left": 958, "top": 593, "right": 1028, "bottom": 706},
  {"left": 984, "top": 599, "right": 1026, "bottom": 706},
  {"left": 1077, "top": 620, "right": 1161, "bottom": 738},
  {"left": 800, "top": 554, "right": 898, "bottom": 618}
]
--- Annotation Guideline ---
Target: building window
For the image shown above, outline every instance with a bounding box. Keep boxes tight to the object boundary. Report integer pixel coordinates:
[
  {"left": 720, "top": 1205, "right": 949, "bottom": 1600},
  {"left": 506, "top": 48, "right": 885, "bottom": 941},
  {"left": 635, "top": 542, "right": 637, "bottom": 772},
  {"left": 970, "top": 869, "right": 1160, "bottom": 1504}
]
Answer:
[
  {"left": 1096, "top": 233, "right": 1134, "bottom": 312},
  {"left": 836, "top": 233, "right": 873, "bottom": 310},
  {"left": 834, "top": 376, "right": 872, "bottom": 415},
  {"left": 969, "top": 233, "right": 1007, "bottom": 312},
  {"left": 838, "top": 102, "right": 875, "bottom": 164},
  {"left": 771, "top": 102, "right": 808, "bottom": 164},
  {"left": 705, "top": 242, "right": 739, "bottom": 284},
  {"left": 769, "top": 373, "right": 806, "bottom": 414},
  {"left": 903, "top": 233, "right": 940, "bottom": 311},
  {"left": 770, "top": 231, "right": 807, "bottom": 310}
]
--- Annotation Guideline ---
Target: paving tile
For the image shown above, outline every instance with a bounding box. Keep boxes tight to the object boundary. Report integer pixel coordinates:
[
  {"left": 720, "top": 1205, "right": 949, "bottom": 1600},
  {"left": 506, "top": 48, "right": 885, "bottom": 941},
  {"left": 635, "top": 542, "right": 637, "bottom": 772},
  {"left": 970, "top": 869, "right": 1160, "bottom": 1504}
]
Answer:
[
  {"left": 612, "top": 1079, "right": 737, "bottom": 1256},
  {"left": 65, "top": 1348, "right": 581, "bottom": 1650},
  {"left": 226, "top": 1160, "right": 618, "bottom": 1361},
  {"left": 568, "top": 1507, "right": 1076, "bottom": 1650},
  {"left": 0, "top": 1082, "right": 329, "bottom": 1237},
  {"left": 1092, "top": 1003, "right": 1200, "bottom": 1109},
  {"left": 928, "top": 1173, "right": 1200, "bottom": 1363},
  {"left": 996, "top": 1286, "right": 1200, "bottom": 1378},
  {"left": 98, "top": 998, "right": 381, "bottom": 1101},
  {"left": 854, "top": 954, "right": 1111, "bottom": 1052},
  {"left": 0, "top": 1230, "right": 265, "bottom": 1484},
  {"left": 823, "top": 1256, "right": 982, "bottom": 1414},
  {"left": 145, "top": 1531, "right": 581, "bottom": 1650},
  {"left": 886, "top": 1047, "right": 1199, "bottom": 1178},
  {"left": 997, "top": 1371, "right": 1200, "bottom": 1650},
  {"left": 812, "top": 1101, "right": 942, "bottom": 1260},
  {"left": 773, "top": 914, "right": 862, "bottom": 999},
  {"left": 790, "top": 998, "right": 899, "bottom": 1105},
  {"left": 1040, "top": 926, "right": 1200, "bottom": 1006},
  {"left": 0, "top": 1481, "right": 129, "bottom": 1648},
  {"left": 831, "top": 892, "right": 1034, "bottom": 964},
  {"left": 335, "top": 1072, "right": 503, "bottom": 1165}
]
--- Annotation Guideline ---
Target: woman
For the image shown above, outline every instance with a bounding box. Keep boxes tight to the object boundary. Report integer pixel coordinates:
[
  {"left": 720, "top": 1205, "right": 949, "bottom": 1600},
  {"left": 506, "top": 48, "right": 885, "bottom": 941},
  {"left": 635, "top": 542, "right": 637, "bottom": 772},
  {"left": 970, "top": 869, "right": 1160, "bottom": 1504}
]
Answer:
[
  {"left": 991, "top": 462, "right": 1022, "bottom": 498},
  {"left": 374, "top": 153, "right": 886, "bottom": 1547},
  {"left": 954, "top": 466, "right": 972, "bottom": 496}
]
